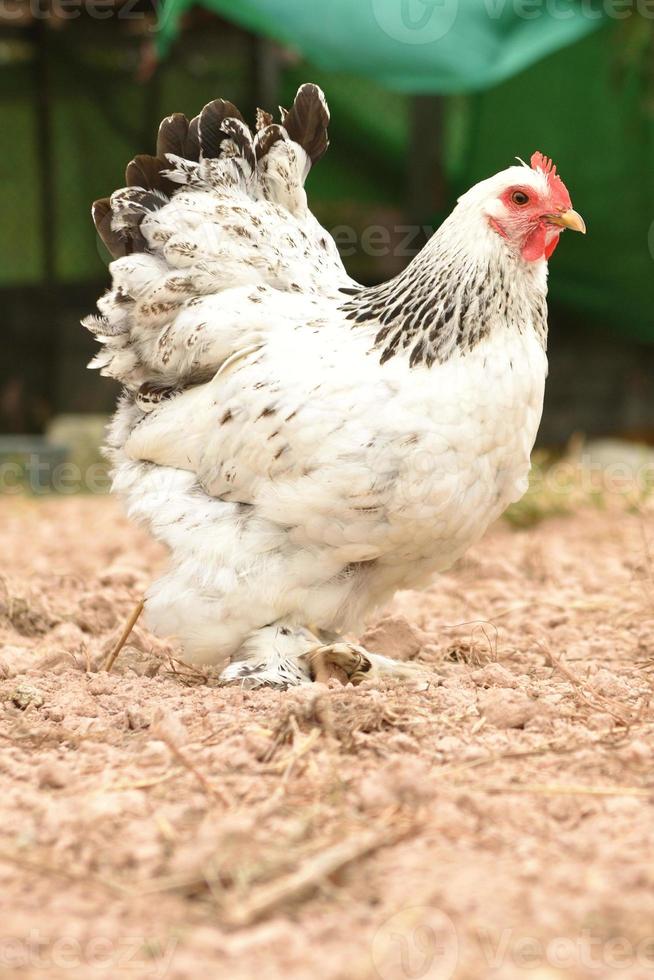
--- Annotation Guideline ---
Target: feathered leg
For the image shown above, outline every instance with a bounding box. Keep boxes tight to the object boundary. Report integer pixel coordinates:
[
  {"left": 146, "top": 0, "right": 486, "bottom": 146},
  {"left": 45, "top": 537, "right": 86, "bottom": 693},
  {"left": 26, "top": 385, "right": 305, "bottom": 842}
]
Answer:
[
  {"left": 219, "top": 623, "right": 317, "bottom": 688},
  {"left": 219, "top": 622, "right": 426, "bottom": 689}
]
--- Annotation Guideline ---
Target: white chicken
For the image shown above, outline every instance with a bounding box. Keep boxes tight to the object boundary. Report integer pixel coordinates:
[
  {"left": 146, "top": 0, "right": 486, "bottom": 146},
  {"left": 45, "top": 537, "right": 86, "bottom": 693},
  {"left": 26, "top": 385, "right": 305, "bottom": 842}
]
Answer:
[{"left": 86, "top": 84, "right": 585, "bottom": 687}]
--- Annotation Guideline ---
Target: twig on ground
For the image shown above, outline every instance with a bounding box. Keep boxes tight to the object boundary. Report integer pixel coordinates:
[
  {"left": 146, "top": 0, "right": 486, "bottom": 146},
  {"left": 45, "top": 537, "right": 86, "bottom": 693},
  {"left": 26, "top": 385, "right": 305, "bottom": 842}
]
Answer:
[
  {"left": 538, "top": 641, "right": 633, "bottom": 728},
  {"left": 164, "top": 656, "right": 209, "bottom": 686},
  {"left": 482, "top": 782, "right": 653, "bottom": 798},
  {"left": 221, "top": 826, "right": 412, "bottom": 928},
  {"left": 104, "top": 599, "right": 145, "bottom": 672}
]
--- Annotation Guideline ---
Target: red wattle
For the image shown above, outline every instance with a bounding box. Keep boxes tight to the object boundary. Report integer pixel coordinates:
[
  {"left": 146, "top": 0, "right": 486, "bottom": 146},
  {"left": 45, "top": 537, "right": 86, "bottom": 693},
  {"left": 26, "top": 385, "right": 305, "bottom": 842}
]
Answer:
[
  {"left": 544, "top": 234, "right": 560, "bottom": 259},
  {"left": 521, "top": 224, "right": 547, "bottom": 262}
]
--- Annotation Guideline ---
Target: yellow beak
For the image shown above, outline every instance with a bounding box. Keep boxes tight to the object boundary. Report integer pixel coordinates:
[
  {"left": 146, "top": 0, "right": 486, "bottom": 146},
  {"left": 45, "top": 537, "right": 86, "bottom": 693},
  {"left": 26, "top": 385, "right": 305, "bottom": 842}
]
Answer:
[{"left": 547, "top": 209, "right": 586, "bottom": 234}]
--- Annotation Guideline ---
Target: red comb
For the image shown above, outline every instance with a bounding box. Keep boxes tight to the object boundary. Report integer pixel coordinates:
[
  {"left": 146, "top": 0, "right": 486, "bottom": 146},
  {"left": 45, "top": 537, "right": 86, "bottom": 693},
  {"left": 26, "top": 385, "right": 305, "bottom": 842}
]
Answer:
[
  {"left": 530, "top": 151, "right": 556, "bottom": 175},
  {"left": 530, "top": 151, "right": 571, "bottom": 210}
]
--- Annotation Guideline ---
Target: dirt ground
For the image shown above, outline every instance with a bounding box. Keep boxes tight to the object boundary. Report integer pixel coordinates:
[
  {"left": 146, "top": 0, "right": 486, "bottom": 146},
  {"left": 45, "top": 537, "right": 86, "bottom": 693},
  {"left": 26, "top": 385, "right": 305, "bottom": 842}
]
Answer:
[{"left": 1, "top": 495, "right": 653, "bottom": 980}]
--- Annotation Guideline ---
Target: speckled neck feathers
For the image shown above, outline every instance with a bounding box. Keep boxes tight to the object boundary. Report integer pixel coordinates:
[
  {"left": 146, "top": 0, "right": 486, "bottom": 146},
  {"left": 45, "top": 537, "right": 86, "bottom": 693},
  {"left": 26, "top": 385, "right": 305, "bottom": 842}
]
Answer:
[{"left": 340, "top": 213, "right": 548, "bottom": 369}]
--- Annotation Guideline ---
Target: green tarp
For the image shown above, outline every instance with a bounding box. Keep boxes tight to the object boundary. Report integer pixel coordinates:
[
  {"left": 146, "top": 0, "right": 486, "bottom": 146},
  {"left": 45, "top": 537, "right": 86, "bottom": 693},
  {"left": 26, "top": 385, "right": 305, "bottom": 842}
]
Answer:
[
  {"left": 275, "top": 27, "right": 654, "bottom": 342},
  {"left": 152, "top": 3, "right": 652, "bottom": 339},
  {"left": 2, "top": 9, "right": 652, "bottom": 342},
  {"left": 156, "top": 0, "right": 604, "bottom": 93}
]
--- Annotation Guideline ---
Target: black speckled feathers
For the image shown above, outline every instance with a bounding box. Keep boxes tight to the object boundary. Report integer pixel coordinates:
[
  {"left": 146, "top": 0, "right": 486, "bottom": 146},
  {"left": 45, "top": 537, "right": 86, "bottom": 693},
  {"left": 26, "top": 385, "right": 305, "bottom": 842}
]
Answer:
[
  {"left": 340, "top": 240, "right": 547, "bottom": 367},
  {"left": 91, "top": 83, "right": 330, "bottom": 261}
]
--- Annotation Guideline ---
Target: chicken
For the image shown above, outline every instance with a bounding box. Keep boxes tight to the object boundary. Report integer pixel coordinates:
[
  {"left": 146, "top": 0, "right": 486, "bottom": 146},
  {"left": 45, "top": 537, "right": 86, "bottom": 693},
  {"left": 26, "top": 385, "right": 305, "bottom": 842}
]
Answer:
[{"left": 85, "top": 83, "right": 585, "bottom": 687}]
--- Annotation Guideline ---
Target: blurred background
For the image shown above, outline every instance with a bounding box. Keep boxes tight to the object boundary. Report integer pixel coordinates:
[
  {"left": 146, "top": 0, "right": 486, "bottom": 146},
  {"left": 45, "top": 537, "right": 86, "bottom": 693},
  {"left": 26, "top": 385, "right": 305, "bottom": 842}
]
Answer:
[{"left": 1, "top": 0, "right": 654, "bottom": 486}]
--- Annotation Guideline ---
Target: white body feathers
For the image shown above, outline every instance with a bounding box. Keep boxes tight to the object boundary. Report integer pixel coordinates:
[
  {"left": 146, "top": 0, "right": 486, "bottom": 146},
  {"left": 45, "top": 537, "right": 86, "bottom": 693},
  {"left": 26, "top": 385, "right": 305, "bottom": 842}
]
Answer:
[{"left": 88, "top": 86, "right": 550, "bottom": 675}]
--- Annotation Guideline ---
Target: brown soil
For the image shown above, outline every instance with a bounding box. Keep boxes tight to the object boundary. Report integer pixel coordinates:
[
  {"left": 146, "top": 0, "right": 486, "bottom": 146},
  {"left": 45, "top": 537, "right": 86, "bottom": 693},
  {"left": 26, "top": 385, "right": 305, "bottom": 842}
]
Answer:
[{"left": 1, "top": 496, "right": 653, "bottom": 980}]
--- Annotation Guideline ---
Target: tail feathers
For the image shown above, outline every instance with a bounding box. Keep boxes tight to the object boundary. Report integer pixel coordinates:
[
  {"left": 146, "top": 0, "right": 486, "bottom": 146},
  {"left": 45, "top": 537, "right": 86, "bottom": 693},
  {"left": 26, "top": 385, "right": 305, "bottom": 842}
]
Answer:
[
  {"left": 82, "top": 313, "right": 128, "bottom": 338},
  {"left": 159, "top": 156, "right": 204, "bottom": 189},
  {"left": 217, "top": 117, "right": 256, "bottom": 171},
  {"left": 111, "top": 186, "right": 168, "bottom": 222},
  {"left": 92, "top": 198, "right": 131, "bottom": 259},
  {"left": 157, "top": 112, "right": 195, "bottom": 160},
  {"left": 110, "top": 187, "right": 169, "bottom": 250},
  {"left": 198, "top": 98, "right": 246, "bottom": 159},
  {"left": 255, "top": 107, "right": 274, "bottom": 131},
  {"left": 126, "top": 154, "right": 176, "bottom": 196},
  {"left": 258, "top": 140, "right": 310, "bottom": 214},
  {"left": 86, "top": 83, "right": 335, "bottom": 389},
  {"left": 254, "top": 122, "right": 286, "bottom": 161},
  {"left": 282, "top": 83, "right": 330, "bottom": 166},
  {"left": 92, "top": 83, "right": 330, "bottom": 255},
  {"left": 185, "top": 116, "right": 201, "bottom": 161},
  {"left": 93, "top": 155, "right": 173, "bottom": 259},
  {"left": 93, "top": 184, "right": 171, "bottom": 260}
]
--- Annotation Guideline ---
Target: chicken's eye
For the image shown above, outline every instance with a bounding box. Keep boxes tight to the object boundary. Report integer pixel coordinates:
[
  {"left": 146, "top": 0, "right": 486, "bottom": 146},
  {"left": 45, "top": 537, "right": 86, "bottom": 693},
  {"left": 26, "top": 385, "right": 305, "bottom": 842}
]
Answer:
[{"left": 511, "top": 190, "right": 530, "bottom": 206}]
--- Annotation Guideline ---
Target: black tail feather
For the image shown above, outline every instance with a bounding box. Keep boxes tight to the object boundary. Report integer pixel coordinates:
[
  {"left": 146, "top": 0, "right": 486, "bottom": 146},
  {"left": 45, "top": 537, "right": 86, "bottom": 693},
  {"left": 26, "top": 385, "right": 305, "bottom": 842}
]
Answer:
[
  {"left": 110, "top": 186, "right": 169, "bottom": 253},
  {"left": 125, "top": 154, "right": 176, "bottom": 196},
  {"left": 93, "top": 84, "right": 330, "bottom": 258},
  {"left": 220, "top": 117, "right": 256, "bottom": 170},
  {"left": 199, "top": 98, "right": 247, "bottom": 159},
  {"left": 157, "top": 113, "right": 191, "bottom": 159},
  {"left": 255, "top": 123, "right": 286, "bottom": 161},
  {"left": 92, "top": 198, "right": 128, "bottom": 259},
  {"left": 185, "top": 116, "right": 201, "bottom": 161},
  {"left": 283, "top": 83, "right": 330, "bottom": 165}
]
